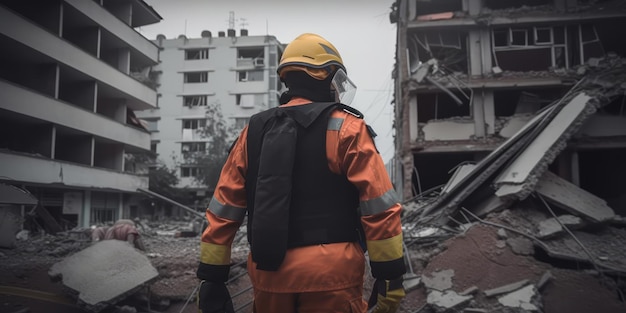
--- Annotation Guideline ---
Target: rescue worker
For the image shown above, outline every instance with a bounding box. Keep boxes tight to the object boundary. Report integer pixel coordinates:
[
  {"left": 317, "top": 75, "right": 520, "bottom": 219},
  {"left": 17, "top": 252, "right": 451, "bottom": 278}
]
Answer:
[{"left": 196, "top": 33, "right": 406, "bottom": 313}]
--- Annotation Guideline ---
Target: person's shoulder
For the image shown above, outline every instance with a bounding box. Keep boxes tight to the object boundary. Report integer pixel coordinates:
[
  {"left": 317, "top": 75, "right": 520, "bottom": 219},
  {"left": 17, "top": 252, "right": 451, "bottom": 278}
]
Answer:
[{"left": 334, "top": 104, "right": 364, "bottom": 119}]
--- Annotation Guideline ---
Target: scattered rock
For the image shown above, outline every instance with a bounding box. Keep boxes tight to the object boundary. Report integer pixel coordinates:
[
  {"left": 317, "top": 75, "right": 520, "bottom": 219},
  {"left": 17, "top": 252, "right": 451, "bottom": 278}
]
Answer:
[
  {"left": 497, "top": 284, "right": 538, "bottom": 311},
  {"left": 422, "top": 269, "right": 454, "bottom": 291},
  {"left": 427, "top": 289, "right": 473, "bottom": 309}
]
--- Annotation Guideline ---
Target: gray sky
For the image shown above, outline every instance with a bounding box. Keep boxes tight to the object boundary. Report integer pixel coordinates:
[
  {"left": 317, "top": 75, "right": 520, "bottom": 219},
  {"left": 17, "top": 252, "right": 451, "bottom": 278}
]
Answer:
[{"left": 137, "top": 0, "right": 397, "bottom": 162}]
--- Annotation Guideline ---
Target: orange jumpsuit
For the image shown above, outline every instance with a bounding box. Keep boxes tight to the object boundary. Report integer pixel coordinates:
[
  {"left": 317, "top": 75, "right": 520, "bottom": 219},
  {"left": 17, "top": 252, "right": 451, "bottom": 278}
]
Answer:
[{"left": 198, "top": 98, "right": 404, "bottom": 312}]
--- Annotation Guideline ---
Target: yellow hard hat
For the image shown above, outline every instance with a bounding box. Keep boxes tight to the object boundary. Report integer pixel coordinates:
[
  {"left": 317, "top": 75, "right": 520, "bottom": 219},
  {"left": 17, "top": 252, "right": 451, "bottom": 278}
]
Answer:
[{"left": 277, "top": 33, "right": 345, "bottom": 80}]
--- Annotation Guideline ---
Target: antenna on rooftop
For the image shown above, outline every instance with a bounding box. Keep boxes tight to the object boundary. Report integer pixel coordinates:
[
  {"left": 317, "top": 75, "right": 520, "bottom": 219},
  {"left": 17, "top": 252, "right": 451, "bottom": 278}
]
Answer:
[
  {"left": 228, "top": 11, "right": 236, "bottom": 29},
  {"left": 239, "top": 18, "right": 248, "bottom": 30}
]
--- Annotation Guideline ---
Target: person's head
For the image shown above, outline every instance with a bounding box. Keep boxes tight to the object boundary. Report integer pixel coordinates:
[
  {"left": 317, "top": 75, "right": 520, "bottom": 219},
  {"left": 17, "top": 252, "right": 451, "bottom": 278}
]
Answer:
[{"left": 277, "top": 33, "right": 356, "bottom": 104}]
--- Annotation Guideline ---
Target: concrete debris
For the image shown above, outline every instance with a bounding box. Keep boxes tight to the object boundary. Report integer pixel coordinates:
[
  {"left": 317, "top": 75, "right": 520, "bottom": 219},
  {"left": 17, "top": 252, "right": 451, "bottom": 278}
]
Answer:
[
  {"left": 49, "top": 240, "right": 159, "bottom": 312},
  {"left": 484, "top": 279, "right": 529, "bottom": 297},
  {"left": 497, "top": 284, "right": 539, "bottom": 311},
  {"left": 506, "top": 236, "right": 534, "bottom": 256},
  {"left": 538, "top": 215, "right": 583, "bottom": 239},
  {"left": 540, "top": 227, "right": 626, "bottom": 274},
  {"left": 459, "top": 286, "right": 479, "bottom": 296},
  {"left": 427, "top": 289, "right": 473, "bottom": 309},
  {"left": 421, "top": 269, "right": 454, "bottom": 291}
]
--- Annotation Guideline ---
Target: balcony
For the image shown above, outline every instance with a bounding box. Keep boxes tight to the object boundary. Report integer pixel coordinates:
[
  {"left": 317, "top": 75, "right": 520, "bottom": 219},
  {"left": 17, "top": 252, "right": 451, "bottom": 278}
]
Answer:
[{"left": 0, "top": 151, "right": 148, "bottom": 193}]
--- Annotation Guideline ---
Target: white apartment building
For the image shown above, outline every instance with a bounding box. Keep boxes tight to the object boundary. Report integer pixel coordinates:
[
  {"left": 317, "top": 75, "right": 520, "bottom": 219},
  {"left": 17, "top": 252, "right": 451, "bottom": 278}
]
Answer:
[
  {"left": 0, "top": 0, "right": 161, "bottom": 229},
  {"left": 136, "top": 29, "right": 284, "bottom": 198}
]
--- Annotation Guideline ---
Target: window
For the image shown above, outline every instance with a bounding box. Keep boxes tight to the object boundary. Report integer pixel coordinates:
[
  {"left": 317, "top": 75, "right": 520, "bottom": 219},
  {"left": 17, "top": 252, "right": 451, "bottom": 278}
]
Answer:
[
  {"left": 91, "top": 192, "right": 118, "bottom": 224},
  {"left": 235, "top": 94, "right": 256, "bottom": 108},
  {"left": 238, "top": 70, "right": 264, "bottom": 82},
  {"left": 181, "top": 142, "right": 206, "bottom": 153},
  {"left": 234, "top": 117, "right": 250, "bottom": 130},
  {"left": 181, "top": 166, "right": 203, "bottom": 177},
  {"left": 150, "top": 141, "right": 158, "bottom": 153},
  {"left": 184, "top": 71, "right": 208, "bottom": 83},
  {"left": 493, "top": 29, "right": 509, "bottom": 47},
  {"left": 237, "top": 47, "right": 264, "bottom": 59},
  {"left": 183, "top": 95, "right": 208, "bottom": 107},
  {"left": 182, "top": 119, "right": 206, "bottom": 130},
  {"left": 510, "top": 29, "right": 528, "bottom": 46},
  {"left": 143, "top": 119, "right": 159, "bottom": 132},
  {"left": 534, "top": 27, "right": 553, "bottom": 45},
  {"left": 185, "top": 48, "right": 209, "bottom": 60}
]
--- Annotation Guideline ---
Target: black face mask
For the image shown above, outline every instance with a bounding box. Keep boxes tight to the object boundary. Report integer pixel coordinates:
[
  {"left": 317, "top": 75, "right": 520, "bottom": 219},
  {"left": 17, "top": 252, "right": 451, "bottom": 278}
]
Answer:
[{"left": 280, "top": 71, "right": 335, "bottom": 104}]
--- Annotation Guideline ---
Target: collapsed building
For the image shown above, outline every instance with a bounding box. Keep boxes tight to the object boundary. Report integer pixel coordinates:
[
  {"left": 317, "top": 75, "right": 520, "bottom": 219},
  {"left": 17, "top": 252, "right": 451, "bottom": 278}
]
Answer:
[
  {"left": 390, "top": 1, "right": 626, "bottom": 312},
  {"left": 390, "top": 0, "right": 626, "bottom": 200}
]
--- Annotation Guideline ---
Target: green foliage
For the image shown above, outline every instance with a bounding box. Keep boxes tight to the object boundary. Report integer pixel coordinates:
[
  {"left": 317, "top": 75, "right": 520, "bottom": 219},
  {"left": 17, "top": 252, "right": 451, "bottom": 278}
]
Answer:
[
  {"left": 183, "top": 101, "right": 238, "bottom": 190},
  {"left": 148, "top": 165, "right": 190, "bottom": 203}
]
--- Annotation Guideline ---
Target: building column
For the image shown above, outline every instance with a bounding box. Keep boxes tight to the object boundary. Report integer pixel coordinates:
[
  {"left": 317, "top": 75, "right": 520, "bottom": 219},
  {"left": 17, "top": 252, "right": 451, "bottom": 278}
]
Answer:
[
  {"left": 117, "top": 193, "right": 124, "bottom": 220},
  {"left": 483, "top": 90, "right": 495, "bottom": 135},
  {"left": 81, "top": 190, "right": 91, "bottom": 227}
]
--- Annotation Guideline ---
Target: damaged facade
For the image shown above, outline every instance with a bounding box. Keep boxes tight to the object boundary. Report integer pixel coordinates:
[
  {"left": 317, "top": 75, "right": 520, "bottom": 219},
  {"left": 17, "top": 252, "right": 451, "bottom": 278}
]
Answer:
[
  {"left": 391, "top": 0, "right": 626, "bottom": 201},
  {"left": 0, "top": 0, "right": 162, "bottom": 231},
  {"left": 391, "top": 1, "right": 626, "bottom": 312}
]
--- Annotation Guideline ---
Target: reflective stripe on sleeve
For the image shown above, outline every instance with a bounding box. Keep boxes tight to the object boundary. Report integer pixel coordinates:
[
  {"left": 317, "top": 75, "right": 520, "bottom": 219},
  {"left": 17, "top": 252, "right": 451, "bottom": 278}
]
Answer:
[
  {"left": 200, "top": 241, "right": 231, "bottom": 265},
  {"left": 208, "top": 197, "right": 246, "bottom": 222},
  {"left": 359, "top": 189, "right": 399, "bottom": 216},
  {"left": 367, "top": 233, "right": 404, "bottom": 262},
  {"left": 327, "top": 117, "right": 344, "bottom": 131}
]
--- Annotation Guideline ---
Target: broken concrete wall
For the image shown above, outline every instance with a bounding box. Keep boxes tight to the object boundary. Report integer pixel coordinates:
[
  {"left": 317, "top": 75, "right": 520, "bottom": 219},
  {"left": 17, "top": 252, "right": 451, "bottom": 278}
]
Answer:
[{"left": 423, "top": 118, "right": 475, "bottom": 140}]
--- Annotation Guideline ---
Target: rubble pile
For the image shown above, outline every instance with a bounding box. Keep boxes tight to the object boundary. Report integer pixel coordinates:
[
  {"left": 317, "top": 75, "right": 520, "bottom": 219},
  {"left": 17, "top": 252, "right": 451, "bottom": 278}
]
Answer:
[{"left": 400, "top": 58, "right": 626, "bottom": 312}]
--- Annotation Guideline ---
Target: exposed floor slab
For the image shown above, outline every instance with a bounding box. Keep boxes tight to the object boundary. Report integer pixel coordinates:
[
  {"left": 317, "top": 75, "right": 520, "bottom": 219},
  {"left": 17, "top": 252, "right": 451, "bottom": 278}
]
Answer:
[{"left": 495, "top": 93, "right": 593, "bottom": 199}]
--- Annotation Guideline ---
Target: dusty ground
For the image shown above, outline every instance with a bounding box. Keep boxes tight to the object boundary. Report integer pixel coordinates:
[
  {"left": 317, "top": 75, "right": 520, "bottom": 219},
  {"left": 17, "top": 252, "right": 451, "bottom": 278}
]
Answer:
[
  {"left": 0, "top": 221, "right": 420, "bottom": 313},
  {"left": 4, "top": 215, "right": 622, "bottom": 313}
]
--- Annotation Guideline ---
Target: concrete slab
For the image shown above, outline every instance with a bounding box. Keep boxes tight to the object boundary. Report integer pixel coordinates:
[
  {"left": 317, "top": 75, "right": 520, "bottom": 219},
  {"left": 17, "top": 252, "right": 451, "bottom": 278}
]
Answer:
[
  {"left": 497, "top": 284, "right": 538, "bottom": 311},
  {"left": 536, "top": 171, "right": 615, "bottom": 223},
  {"left": 441, "top": 164, "right": 476, "bottom": 195},
  {"left": 427, "top": 289, "right": 472, "bottom": 309},
  {"left": 49, "top": 240, "right": 159, "bottom": 312},
  {"left": 495, "top": 93, "right": 592, "bottom": 197},
  {"left": 422, "top": 269, "right": 454, "bottom": 291},
  {"left": 467, "top": 194, "right": 513, "bottom": 218},
  {"left": 499, "top": 115, "right": 533, "bottom": 138}
]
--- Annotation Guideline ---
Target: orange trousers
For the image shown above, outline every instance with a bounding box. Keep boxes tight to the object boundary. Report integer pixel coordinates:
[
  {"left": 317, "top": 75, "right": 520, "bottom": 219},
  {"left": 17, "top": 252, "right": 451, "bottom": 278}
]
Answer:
[{"left": 252, "top": 287, "right": 368, "bottom": 313}]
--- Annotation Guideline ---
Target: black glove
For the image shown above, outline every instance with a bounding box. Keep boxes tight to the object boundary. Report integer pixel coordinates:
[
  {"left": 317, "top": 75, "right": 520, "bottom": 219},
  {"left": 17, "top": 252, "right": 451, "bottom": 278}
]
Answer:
[{"left": 197, "top": 280, "right": 235, "bottom": 313}]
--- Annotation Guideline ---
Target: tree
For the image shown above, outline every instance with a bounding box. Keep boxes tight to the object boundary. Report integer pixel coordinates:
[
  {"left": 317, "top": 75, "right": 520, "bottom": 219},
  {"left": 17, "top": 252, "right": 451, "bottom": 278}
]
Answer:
[
  {"left": 148, "top": 165, "right": 190, "bottom": 203},
  {"left": 184, "top": 101, "right": 238, "bottom": 190}
]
